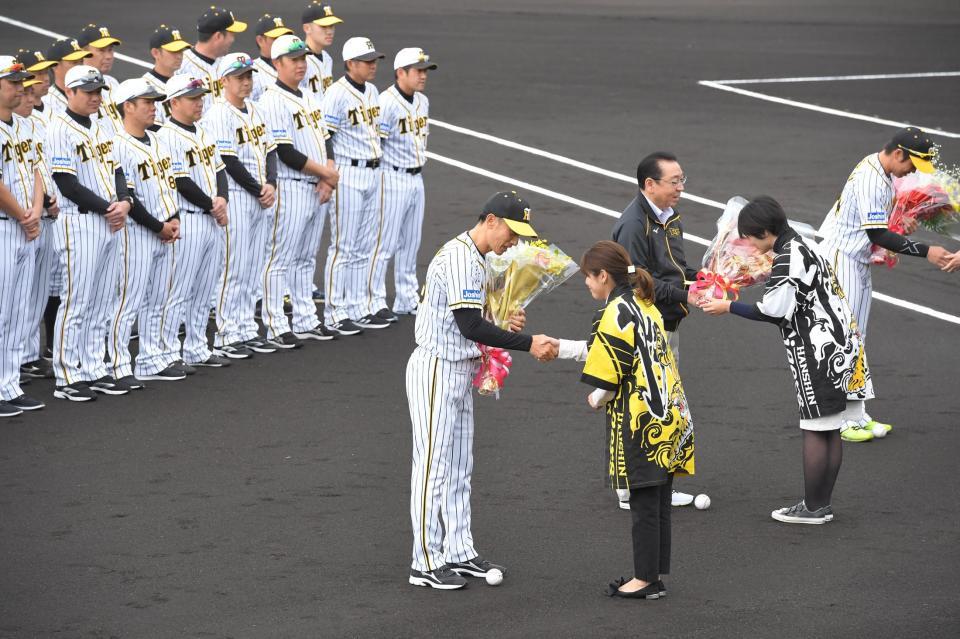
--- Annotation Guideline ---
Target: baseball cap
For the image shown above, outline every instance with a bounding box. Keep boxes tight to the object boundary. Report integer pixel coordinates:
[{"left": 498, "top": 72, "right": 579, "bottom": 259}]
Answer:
[
  {"left": 218, "top": 52, "right": 256, "bottom": 79},
  {"left": 482, "top": 191, "right": 538, "bottom": 237},
  {"left": 114, "top": 78, "right": 166, "bottom": 104},
  {"left": 891, "top": 127, "right": 936, "bottom": 174},
  {"left": 150, "top": 25, "right": 192, "bottom": 52},
  {"left": 302, "top": 2, "right": 343, "bottom": 27},
  {"left": 47, "top": 38, "right": 93, "bottom": 63},
  {"left": 0, "top": 56, "right": 34, "bottom": 82},
  {"left": 394, "top": 48, "right": 437, "bottom": 71},
  {"left": 342, "top": 37, "right": 384, "bottom": 63},
  {"left": 271, "top": 34, "right": 309, "bottom": 60},
  {"left": 256, "top": 14, "right": 294, "bottom": 38},
  {"left": 198, "top": 6, "right": 247, "bottom": 35},
  {"left": 64, "top": 65, "right": 106, "bottom": 91},
  {"left": 77, "top": 24, "right": 122, "bottom": 49},
  {"left": 16, "top": 48, "right": 58, "bottom": 72},
  {"left": 163, "top": 74, "right": 210, "bottom": 101}
]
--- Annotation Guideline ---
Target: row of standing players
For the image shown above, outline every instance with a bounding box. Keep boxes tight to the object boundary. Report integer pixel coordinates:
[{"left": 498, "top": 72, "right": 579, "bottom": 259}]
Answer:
[{"left": 0, "top": 3, "right": 435, "bottom": 414}]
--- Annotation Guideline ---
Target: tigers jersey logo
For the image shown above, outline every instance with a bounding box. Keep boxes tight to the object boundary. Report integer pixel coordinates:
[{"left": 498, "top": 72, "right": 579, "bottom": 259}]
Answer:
[
  {"left": 2, "top": 139, "right": 33, "bottom": 164},
  {"left": 185, "top": 143, "right": 217, "bottom": 168},
  {"left": 346, "top": 104, "right": 380, "bottom": 126}
]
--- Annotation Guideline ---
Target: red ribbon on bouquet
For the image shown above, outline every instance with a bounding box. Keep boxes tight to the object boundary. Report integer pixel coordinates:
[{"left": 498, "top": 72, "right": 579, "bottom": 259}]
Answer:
[
  {"left": 689, "top": 270, "right": 740, "bottom": 301},
  {"left": 473, "top": 345, "right": 513, "bottom": 396}
]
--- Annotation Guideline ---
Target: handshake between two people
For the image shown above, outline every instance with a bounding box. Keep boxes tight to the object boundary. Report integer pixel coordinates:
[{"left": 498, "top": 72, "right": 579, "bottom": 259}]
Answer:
[{"left": 505, "top": 309, "right": 560, "bottom": 362}]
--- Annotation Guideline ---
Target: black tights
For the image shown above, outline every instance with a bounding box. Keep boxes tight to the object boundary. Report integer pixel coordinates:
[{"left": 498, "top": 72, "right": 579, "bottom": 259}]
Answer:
[{"left": 802, "top": 430, "right": 843, "bottom": 510}]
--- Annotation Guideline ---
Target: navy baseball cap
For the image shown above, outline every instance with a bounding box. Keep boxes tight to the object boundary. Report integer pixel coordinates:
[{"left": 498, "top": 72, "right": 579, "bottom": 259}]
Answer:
[
  {"left": 890, "top": 127, "right": 936, "bottom": 174},
  {"left": 302, "top": 2, "right": 343, "bottom": 26},
  {"left": 150, "top": 25, "right": 192, "bottom": 52},
  {"left": 17, "top": 48, "right": 58, "bottom": 72},
  {"left": 482, "top": 191, "right": 537, "bottom": 237},
  {"left": 47, "top": 38, "right": 93, "bottom": 62},
  {"left": 256, "top": 14, "right": 294, "bottom": 38},
  {"left": 77, "top": 24, "right": 122, "bottom": 49},
  {"left": 198, "top": 7, "right": 247, "bottom": 35}
]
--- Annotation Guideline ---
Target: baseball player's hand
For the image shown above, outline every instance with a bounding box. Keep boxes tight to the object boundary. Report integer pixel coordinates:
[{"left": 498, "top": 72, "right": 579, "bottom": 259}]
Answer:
[
  {"left": 46, "top": 195, "right": 60, "bottom": 219},
  {"left": 105, "top": 200, "right": 129, "bottom": 232},
  {"left": 530, "top": 335, "right": 559, "bottom": 361},
  {"left": 900, "top": 216, "right": 919, "bottom": 235},
  {"left": 926, "top": 245, "right": 950, "bottom": 268},
  {"left": 316, "top": 182, "right": 334, "bottom": 204},
  {"left": 941, "top": 251, "right": 960, "bottom": 273},
  {"left": 320, "top": 165, "right": 339, "bottom": 187},
  {"left": 158, "top": 221, "right": 179, "bottom": 243},
  {"left": 699, "top": 298, "right": 731, "bottom": 315},
  {"left": 259, "top": 184, "right": 276, "bottom": 208},
  {"left": 507, "top": 309, "right": 526, "bottom": 332},
  {"left": 211, "top": 197, "right": 228, "bottom": 226},
  {"left": 20, "top": 211, "right": 40, "bottom": 240},
  {"left": 687, "top": 288, "right": 703, "bottom": 307}
]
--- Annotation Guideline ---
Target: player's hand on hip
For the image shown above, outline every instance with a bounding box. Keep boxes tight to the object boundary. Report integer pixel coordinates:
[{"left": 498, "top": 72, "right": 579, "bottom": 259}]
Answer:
[
  {"left": 941, "top": 251, "right": 960, "bottom": 273},
  {"left": 926, "top": 245, "right": 950, "bottom": 268},
  {"left": 530, "top": 335, "right": 559, "bottom": 362},
  {"left": 259, "top": 183, "right": 276, "bottom": 208},
  {"left": 316, "top": 182, "right": 333, "bottom": 204},
  {"left": 507, "top": 308, "right": 526, "bottom": 332},
  {"left": 901, "top": 216, "right": 919, "bottom": 235}
]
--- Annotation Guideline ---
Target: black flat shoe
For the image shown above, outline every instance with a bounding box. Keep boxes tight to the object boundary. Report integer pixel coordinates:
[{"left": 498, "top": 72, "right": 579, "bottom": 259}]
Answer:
[
  {"left": 605, "top": 577, "right": 661, "bottom": 599},
  {"left": 658, "top": 580, "right": 667, "bottom": 597}
]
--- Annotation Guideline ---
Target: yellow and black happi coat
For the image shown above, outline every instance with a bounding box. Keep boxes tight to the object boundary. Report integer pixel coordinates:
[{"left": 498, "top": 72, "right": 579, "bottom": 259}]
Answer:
[{"left": 581, "top": 285, "right": 695, "bottom": 489}]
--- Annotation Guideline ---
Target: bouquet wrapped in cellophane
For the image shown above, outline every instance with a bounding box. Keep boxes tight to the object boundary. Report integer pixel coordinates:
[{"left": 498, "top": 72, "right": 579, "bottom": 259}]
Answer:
[
  {"left": 472, "top": 240, "right": 579, "bottom": 397},
  {"left": 869, "top": 169, "right": 960, "bottom": 268},
  {"left": 692, "top": 196, "right": 774, "bottom": 300}
]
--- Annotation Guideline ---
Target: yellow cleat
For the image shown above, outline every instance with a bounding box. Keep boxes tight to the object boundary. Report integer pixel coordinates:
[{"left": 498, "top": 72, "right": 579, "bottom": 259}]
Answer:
[
  {"left": 865, "top": 420, "right": 892, "bottom": 438},
  {"left": 840, "top": 423, "right": 874, "bottom": 443}
]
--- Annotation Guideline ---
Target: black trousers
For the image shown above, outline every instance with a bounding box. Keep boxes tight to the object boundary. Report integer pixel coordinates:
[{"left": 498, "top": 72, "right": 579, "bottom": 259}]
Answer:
[{"left": 628, "top": 474, "right": 673, "bottom": 582}]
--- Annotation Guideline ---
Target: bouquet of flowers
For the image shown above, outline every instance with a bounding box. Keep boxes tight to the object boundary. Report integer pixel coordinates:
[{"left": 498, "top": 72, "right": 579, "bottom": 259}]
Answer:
[
  {"left": 869, "top": 169, "right": 960, "bottom": 268},
  {"left": 473, "top": 240, "right": 579, "bottom": 397},
  {"left": 691, "top": 196, "right": 774, "bottom": 300}
]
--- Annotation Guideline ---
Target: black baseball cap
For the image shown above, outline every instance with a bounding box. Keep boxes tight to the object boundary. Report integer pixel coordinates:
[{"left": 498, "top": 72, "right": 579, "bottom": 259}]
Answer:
[
  {"left": 256, "top": 14, "right": 294, "bottom": 38},
  {"left": 150, "top": 25, "right": 192, "bottom": 52},
  {"left": 302, "top": 2, "right": 343, "bottom": 26},
  {"left": 198, "top": 6, "right": 247, "bottom": 35},
  {"left": 47, "top": 38, "right": 93, "bottom": 62},
  {"left": 890, "top": 127, "right": 935, "bottom": 174},
  {"left": 17, "top": 48, "right": 58, "bottom": 72},
  {"left": 77, "top": 24, "right": 122, "bottom": 49},
  {"left": 482, "top": 191, "right": 537, "bottom": 237}
]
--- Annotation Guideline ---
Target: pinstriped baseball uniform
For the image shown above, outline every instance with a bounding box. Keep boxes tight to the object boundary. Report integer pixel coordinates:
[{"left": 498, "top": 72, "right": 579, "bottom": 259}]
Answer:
[
  {"left": 321, "top": 76, "right": 384, "bottom": 323},
  {"left": 407, "top": 231, "right": 487, "bottom": 572},
  {"left": 203, "top": 99, "right": 277, "bottom": 344},
  {"left": 257, "top": 81, "right": 329, "bottom": 336},
  {"left": 142, "top": 71, "right": 174, "bottom": 127},
  {"left": 0, "top": 114, "right": 40, "bottom": 401},
  {"left": 41, "top": 86, "right": 69, "bottom": 118},
  {"left": 156, "top": 119, "right": 225, "bottom": 365},
  {"left": 42, "top": 84, "right": 118, "bottom": 137},
  {"left": 251, "top": 57, "right": 278, "bottom": 102},
  {"left": 377, "top": 85, "right": 429, "bottom": 314},
  {"left": 108, "top": 130, "right": 179, "bottom": 379},
  {"left": 302, "top": 49, "right": 333, "bottom": 99},
  {"left": 98, "top": 75, "right": 122, "bottom": 137},
  {"left": 178, "top": 49, "right": 223, "bottom": 112},
  {"left": 817, "top": 153, "right": 891, "bottom": 339},
  {"left": 45, "top": 111, "right": 120, "bottom": 387}
]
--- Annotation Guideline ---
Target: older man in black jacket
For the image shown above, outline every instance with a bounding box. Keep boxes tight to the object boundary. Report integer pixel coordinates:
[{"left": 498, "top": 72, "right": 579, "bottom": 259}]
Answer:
[{"left": 613, "top": 150, "right": 699, "bottom": 509}]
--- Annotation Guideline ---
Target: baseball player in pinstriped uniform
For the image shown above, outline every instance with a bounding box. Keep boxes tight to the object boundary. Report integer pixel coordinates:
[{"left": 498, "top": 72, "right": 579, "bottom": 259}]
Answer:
[
  {"left": 376, "top": 48, "right": 435, "bottom": 316},
  {"left": 258, "top": 35, "right": 339, "bottom": 347},
  {"left": 46, "top": 65, "right": 133, "bottom": 401},
  {"left": 14, "top": 50, "right": 59, "bottom": 383},
  {"left": 321, "top": 37, "right": 389, "bottom": 335},
  {"left": 156, "top": 74, "right": 231, "bottom": 370},
  {"left": 203, "top": 53, "right": 280, "bottom": 356},
  {"left": 301, "top": 2, "right": 341, "bottom": 99},
  {"left": 41, "top": 39, "right": 93, "bottom": 124},
  {"left": 143, "top": 26, "right": 192, "bottom": 130},
  {"left": 406, "top": 191, "right": 558, "bottom": 589},
  {"left": 817, "top": 127, "right": 953, "bottom": 442},
  {"left": 251, "top": 15, "right": 293, "bottom": 102},
  {"left": 77, "top": 24, "right": 123, "bottom": 137},
  {"left": 0, "top": 57, "right": 45, "bottom": 417},
  {"left": 108, "top": 79, "right": 184, "bottom": 386},
  {"left": 179, "top": 7, "right": 247, "bottom": 112}
]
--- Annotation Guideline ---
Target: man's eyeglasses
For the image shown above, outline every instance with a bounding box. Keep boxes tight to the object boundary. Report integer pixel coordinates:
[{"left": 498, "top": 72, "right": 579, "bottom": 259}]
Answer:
[{"left": 654, "top": 175, "right": 687, "bottom": 188}]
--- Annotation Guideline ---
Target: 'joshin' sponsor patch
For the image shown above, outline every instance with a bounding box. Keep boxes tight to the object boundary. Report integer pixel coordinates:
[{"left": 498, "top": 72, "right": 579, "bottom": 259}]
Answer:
[
  {"left": 866, "top": 210, "right": 887, "bottom": 222},
  {"left": 461, "top": 289, "right": 482, "bottom": 302}
]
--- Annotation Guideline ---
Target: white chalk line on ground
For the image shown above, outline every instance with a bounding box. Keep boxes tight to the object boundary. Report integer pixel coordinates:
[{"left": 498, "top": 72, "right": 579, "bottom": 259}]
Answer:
[
  {"left": 713, "top": 71, "right": 960, "bottom": 85},
  {"left": 3, "top": 14, "right": 958, "bottom": 326}
]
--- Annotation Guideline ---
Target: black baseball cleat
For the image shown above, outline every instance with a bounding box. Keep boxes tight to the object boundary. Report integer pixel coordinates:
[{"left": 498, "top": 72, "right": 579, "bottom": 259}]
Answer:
[
  {"left": 409, "top": 566, "right": 468, "bottom": 590},
  {"left": 21, "top": 360, "right": 54, "bottom": 379},
  {"left": 42, "top": 347, "right": 53, "bottom": 362},
  {"left": 312, "top": 288, "right": 325, "bottom": 304},
  {"left": 137, "top": 365, "right": 187, "bottom": 381},
  {"left": 53, "top": 382, "right": 97, "bottom": 402},
  {"left": 214, "top": 342, "right": 254, "bottom": 359},
  {"left": 190, "top": 355, "right": 232, "bottom": 368},
  {"left": 9, "top": 394, "right": 46, "bottom": 411},
  {"left": 0, "top": 401, "right": 24, "bottom": 417},
  {"left": 117, "top": 375, "right": 146, "bottom": 390},
  {"left": 245, "top": 337, "right": 278, "bottom": 353},
  {"left": 375, "top": 308, "right": 399, "bottom": 323},
  {"left": 448, "top": 556, "right": 505, "bottom": 578},
  {"left": 355, "top": 314, "right": 391, "bottom": 330},
  {"left": 266, "top": 332, "right": 303, "bottom": 350},
  {"left": 90, "top": 376, "right": 131, "bottom": 395},
  {"left": 171, "top": 360, "right": 197, "bottom": 376},
  {"left": 326, "top": 319, "right": 363, "bottom": 336},
  {"left": 294, "top": 325, "right": 336, "bottom": 341}
]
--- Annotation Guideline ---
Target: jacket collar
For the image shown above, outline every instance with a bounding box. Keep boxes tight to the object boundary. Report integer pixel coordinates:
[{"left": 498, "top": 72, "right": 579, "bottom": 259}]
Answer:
[
  {"left": 774, "top": 227, "right": 800, "bottom": 253},
  {"left": 634, "top": 192, "right": 678, "bottom": 226}
]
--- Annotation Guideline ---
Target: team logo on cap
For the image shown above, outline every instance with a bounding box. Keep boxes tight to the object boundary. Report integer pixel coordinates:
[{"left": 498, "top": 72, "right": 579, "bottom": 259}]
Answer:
[
  {"left": 418, "top": 51, "right": 428, "bottom": 63},
  {"left": 99, "top": 27, "right": 111, "bottom": 38},
  {"left": 365, "top": 39, "right": 374, "bottom": 49},
  {"left": 34, "top": 52, "right": 47, "bottom": 62},
  {"left": 325, "top": 6, "right": 334, "bottom": 17},
  {"left": 70, "top": 40, "right": 82, "bottom": 51},
  {"left": 274, "top": 17, "right": 284, "bottom": 27},
  {"left": 523, "top": 208, "right": 531, "bottom": 221},
  {"left": 171, "top": 29, "right": 182, "bottom": 40}
]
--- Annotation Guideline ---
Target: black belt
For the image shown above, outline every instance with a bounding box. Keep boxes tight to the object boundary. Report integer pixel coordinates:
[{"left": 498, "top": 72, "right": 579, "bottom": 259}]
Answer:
[
  {"left": 184, "top": 209, "right": 211, "bottom": 215},
  {"left": 348, "top": 158, "right": 381, "bottom": 169},
  {"left": 0, "top": 215, "right": 8, "bottom": 221},
  {"left": 289, "top": 177, "right": 319, "bottom": 185},
  {"left": 392, "top": 165, "right": 423, "bottom": 175}
]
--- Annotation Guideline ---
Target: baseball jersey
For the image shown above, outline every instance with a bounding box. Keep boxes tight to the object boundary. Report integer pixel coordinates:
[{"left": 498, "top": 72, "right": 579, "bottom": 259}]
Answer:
[
  {"left": 28, "top": 108, "right": 55, "bottom": 201},
  {"left": 112, "top": 130, "right": 179, "bottom": 223},
  {"left": 141, "top": 70, "right": 174, "bottom": 127},
  {"left": 45, "top": 111, "right": 116, "bottom": 215},
  {"left": 251, "top": 57, "right": 278, "bottom": 102},
  {"left": 817, "top": 153, "right": 893, "bottom": 264},
  {"left": 302, "top": 49, "right": 333, "bottom": 99},
  {"left": 258, "top": 83, "right": 328, "bottom": 181},
  {"left": 321, "top": 77, "right": 382, "bottom": 161},
  {"left": 42, "top": 86, "right": 69, "bottom": 118},
  {"left": 98, "top": 79, "right": 123, "bottom": 137},
  {"left": 379, "top": 85, "right": 429, "bottom": 169},
  {"left": 414, "top": 232, "right": 487, "bottom": 361},
  {"left": 178, "top": 48, "right": 222, "bottom": 111},
  {"left": 156, "top": 120, "right": 224, "bottom": 212},
  {"left": 203, "top": 99, "right": 276, "bottom": 186},
  {"left": 0, "top": 114, "right": 39, "bottom": 210},
  {"left": 42, "top": 83, "right": 118, "bottom": 136}
]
